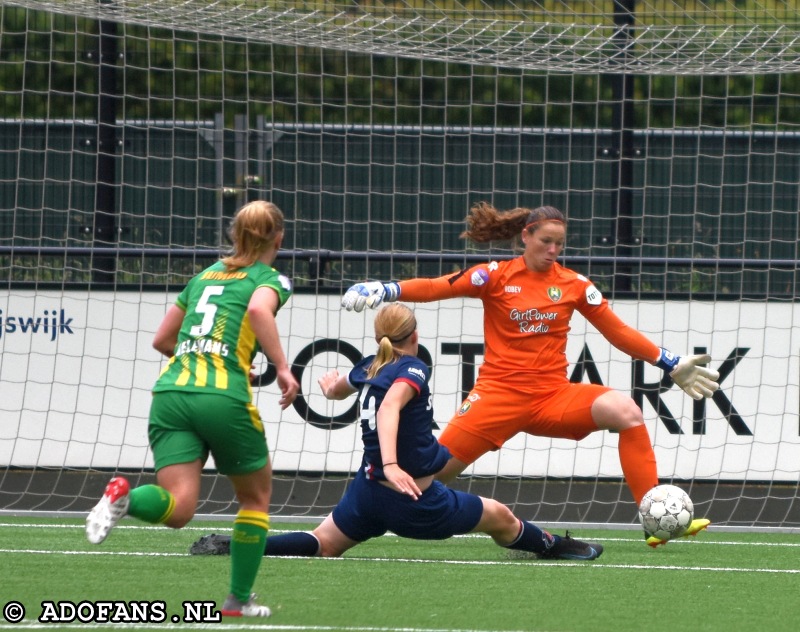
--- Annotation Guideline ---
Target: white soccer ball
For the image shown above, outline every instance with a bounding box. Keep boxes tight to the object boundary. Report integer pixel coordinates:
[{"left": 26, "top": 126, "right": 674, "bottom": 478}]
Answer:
[{"left": 638, "top": 484, "right": 694, "bottom": 541}]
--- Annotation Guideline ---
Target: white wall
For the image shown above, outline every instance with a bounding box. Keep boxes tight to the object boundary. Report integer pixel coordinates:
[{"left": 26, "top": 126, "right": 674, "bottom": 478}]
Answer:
[{"left": 1, "top": 290, "right": 797, "bottom": 481}]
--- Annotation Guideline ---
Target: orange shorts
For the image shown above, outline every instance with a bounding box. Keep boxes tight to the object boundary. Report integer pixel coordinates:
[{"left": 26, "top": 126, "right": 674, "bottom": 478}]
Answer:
[{"left": 438, "top": 380, "right": 611, "bottom": 465}]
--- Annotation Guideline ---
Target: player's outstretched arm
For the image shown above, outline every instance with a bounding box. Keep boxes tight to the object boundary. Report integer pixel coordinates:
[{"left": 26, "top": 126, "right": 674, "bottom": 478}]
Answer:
[
  {"left": 341, "top": 281, "right": 400, "bottom": 312},
  {"left": 655, "top": 348, "right": 720, "bottom": 400},
  {"left": 318, "top": 369, "right": 357, "bottom": 400}
]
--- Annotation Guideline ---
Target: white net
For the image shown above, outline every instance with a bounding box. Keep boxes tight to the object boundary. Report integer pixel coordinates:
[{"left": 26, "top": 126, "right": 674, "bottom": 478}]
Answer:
[
  {"left": 1, "top": 0, "right": 799, "bottom": 530},
  {"left": 7, "top": 0, "right": 800, "bottom": 75}
]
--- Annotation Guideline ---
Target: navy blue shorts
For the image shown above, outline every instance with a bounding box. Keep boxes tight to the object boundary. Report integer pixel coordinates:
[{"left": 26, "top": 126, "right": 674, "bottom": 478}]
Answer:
[{"left": 331, "top": 472, "right": 484, "bottom": 542}]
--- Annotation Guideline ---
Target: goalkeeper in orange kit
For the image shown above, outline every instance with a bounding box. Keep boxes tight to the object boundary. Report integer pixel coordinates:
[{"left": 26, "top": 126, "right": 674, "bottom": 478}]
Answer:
[{"left": 341, "top": 202, "right": 720, "bottom": 546}]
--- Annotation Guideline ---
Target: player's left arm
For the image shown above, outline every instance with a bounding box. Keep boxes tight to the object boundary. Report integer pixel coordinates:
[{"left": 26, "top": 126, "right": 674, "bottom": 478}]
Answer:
[
  {"left": 377, "top": 381, "right": 422, "bottom": 500},
  {"left": 585, "top": 303, "right": 720, "bottom": 401},
  {"left": 584, "top": 305, "right": 660, "bottom": 362},
  {"left": 249, "top": 286, "right": 299, "bottom": 409}
]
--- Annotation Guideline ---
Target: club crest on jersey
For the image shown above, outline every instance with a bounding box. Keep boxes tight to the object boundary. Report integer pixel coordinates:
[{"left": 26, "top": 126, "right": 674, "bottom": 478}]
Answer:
[
  {"left": 471, "top": 269, "right": 489, "bottom": 286},
  {"left": 458, "top": 400, "right": 472, "bottom": 415},
  {"left": 547, "top": 286, "right": 562, "bottom": 302}
]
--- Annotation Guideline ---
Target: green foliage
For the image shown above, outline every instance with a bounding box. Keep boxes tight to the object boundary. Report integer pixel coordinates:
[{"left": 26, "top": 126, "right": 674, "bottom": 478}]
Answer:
[
  {"left": 4, "top": 5, "right": 800, "bottom": 127},
  {"left": 2, "top": 3, "right": 800, "bottom": 296}
]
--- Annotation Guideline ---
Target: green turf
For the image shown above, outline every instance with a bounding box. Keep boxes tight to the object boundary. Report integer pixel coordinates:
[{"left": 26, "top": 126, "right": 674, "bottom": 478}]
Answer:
[{"left": 1, "top": 516, "right": 799, "bottom": 631}]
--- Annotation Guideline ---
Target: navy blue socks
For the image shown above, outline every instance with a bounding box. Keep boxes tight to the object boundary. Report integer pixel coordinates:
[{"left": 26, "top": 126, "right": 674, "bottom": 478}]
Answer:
[
  {"left": 264, "top": 531, "right": 321, "bottom": 556},
  {"left": 505, "top": 520, "right": 556, "bottom": 553}
]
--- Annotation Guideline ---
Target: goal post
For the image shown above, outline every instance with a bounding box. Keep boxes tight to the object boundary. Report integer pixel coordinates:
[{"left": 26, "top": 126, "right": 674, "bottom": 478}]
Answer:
[{"left": 1, "top": 1, "right": 799, "bottom": 530}]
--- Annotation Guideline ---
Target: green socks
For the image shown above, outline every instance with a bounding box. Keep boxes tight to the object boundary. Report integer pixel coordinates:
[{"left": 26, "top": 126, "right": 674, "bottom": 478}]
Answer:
[
  {"left": 229, "top": 510, "right": 269, "bottom": 602},
  {"left": 128, "top": 484, "right": 175, "bottom": 524}
]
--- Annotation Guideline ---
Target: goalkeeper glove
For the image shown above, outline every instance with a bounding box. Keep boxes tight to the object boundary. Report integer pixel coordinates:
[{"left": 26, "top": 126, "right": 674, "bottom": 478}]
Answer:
[
  {"left": 341, "top": 281, "right": 400, "bottom": 312},
  {"left": 655, "top": 348, "right": 720, "bottom": 400}
]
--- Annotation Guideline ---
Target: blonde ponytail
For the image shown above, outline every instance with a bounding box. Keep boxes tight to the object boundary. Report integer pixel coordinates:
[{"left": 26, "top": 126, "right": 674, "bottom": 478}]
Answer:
[
  {"left": 366, "top": 303, "right": 417, "bottom": 379},
  {"left": 222, "top": 200, "right": 285, "bottom": 271}
]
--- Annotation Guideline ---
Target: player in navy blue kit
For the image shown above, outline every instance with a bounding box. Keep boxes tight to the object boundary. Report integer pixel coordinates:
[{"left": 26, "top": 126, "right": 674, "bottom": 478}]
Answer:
[{"left": 191, "top": 303, "right": 602, "bottom": 561}]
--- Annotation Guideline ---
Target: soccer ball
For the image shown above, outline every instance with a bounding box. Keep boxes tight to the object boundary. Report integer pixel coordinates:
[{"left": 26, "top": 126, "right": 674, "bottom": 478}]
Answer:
[{"left": 638, "top": 484, "right": 694, "bottom": 541}]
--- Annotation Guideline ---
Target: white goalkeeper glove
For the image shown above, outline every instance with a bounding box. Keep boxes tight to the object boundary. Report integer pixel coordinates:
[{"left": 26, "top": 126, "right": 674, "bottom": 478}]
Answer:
[
  {"left": 655, "top": 348, "right": 720, "bottom": 400},
  {"left": 341, "top": 281, "right": 400, "bottom": 312}
]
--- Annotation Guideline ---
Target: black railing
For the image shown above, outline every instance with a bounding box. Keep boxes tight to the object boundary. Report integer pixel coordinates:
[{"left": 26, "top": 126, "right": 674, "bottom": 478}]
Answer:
[{"left": 0, "top": 246, "right": 800, "bottom": 300}]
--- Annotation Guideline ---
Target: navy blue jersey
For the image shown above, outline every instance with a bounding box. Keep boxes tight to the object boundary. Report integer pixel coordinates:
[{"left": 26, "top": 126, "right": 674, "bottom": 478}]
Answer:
[{"left": 348, "top": 354, "right": 450, "bottom": 480}]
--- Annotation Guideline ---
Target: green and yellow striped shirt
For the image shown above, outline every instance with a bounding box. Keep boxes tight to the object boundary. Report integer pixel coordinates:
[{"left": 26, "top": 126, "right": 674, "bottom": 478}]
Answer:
[{"left": 153, "top": 260, "right": 292, "bottom": 402}]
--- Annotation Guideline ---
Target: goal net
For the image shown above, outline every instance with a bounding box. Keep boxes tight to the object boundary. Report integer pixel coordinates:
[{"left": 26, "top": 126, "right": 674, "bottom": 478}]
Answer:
[{"left": 2, "top": 0, "right": 799, "bottom": 530}]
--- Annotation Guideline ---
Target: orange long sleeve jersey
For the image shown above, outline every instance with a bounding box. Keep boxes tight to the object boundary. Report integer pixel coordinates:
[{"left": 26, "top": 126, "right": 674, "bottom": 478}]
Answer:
[{"left": 398, "top": 258, "right": 661, "bottom": 386}]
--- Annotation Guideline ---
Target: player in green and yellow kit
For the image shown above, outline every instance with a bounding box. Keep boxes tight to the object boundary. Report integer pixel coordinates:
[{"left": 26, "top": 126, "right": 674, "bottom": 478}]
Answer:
[{"left": 85, "top": 200, "right": 298, "bottom": 617}]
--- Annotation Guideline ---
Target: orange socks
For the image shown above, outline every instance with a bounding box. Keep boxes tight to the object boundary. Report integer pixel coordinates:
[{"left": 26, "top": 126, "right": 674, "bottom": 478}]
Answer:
[{"left": 618, "top": 424, "right": 658, "bottom": 505}]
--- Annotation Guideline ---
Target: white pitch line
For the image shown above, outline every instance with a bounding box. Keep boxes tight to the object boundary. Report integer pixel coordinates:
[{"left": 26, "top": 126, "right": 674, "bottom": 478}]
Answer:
[
  {"left": 0, "top": 523, "right": 229, "bottom": 532},
  {"left": 0, "top": 549, "right": 186, "bottom": 557},
  {"left": 1, "top": 548, "right": 799, "bottom": 574},
  {"left": 3, "top": 522, "right": 800, "bottom": 547}
]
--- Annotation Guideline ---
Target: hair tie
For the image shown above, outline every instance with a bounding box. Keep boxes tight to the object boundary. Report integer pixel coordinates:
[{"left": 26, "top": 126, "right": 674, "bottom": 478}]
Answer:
[
  {"left": 388, "top": 325, "right": 416, "bottom": 344},
  {"left": 524, "top": 218, "right": 565, "bottom": 232}
]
